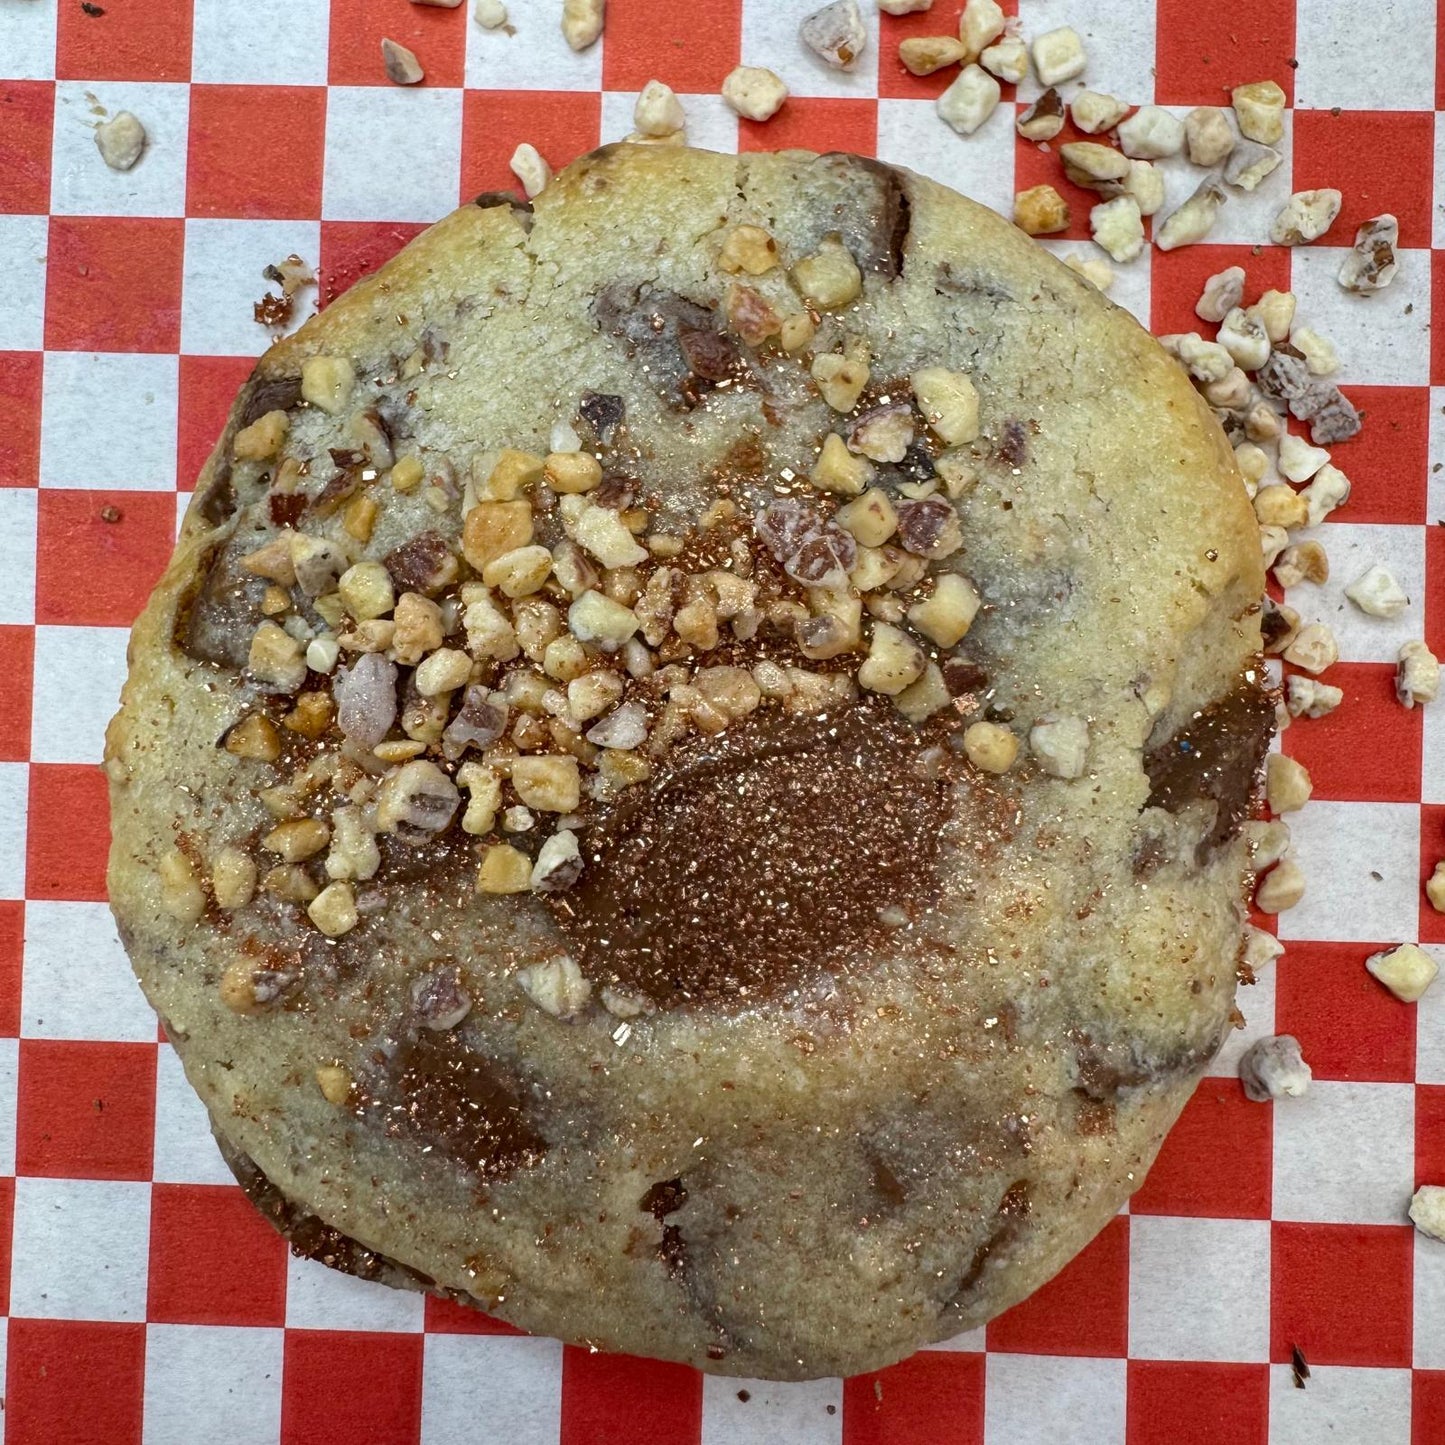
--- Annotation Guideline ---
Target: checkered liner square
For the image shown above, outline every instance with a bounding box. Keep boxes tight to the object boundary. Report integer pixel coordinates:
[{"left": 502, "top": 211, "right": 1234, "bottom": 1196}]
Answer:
[{"left": 1, "top": 0, "right": 1442, "bottom": 1439}]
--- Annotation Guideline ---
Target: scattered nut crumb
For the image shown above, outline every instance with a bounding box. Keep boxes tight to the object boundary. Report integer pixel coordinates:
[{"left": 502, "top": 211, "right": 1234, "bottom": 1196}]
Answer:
[
  {"left": 1397, "top": 640, "right": 1440, "bottom": 708},
  {"left": 1239, "top": 1034, "right": 1311, "bottom": 1101},
  {"left": 721, "top": 66, "right": 788, "bottom": 122},
  {"left": 1411, "top": 1185, "right": 1445, "bottom": 1242},
  {"left": 562, "top": 0, "right": 604, "bottom": 51},
  {"left": 1031, "top": 26, "right": 1086, "bottom": 87},
  {"left": 937, "top": 64, "right": 1001, "bottom": 136},
  {"left": 94, "top": 110, "right": 146, "bottom": 171},
  {"left": 1270, "top": 190, "right": 1342, "bottom": 247},
  {"left": 801, "top": 0, "right": 867, "bottom": 70},
  {"left": 1338, "top": 214, "right": 1398, "bottom": 295},
  {"left": 510, "top": 143, "right": 552, "bottom": 199},
  {"left": 1365, "top": 943, "right": 1438, "bottom": 1003},
  {"left": 1345, "top": 563, "right": 1409, "bottom": 618},
  {"left": 381, "top": 37, "right": 424, "bottom": 85}
]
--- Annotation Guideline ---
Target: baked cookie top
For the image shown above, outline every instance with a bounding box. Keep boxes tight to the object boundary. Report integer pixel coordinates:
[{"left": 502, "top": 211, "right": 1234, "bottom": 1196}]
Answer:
[{"left": 106, "top": 144, "right": 1269, "bottom": 1379}]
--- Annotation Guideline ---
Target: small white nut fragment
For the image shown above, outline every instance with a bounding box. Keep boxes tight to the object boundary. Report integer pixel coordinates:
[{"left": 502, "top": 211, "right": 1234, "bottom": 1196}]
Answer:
[
  {"left": 301, "top": 355, "right": 355, "bottom": 415},
  {"left": 567, "top": 590, "right": 639, "bottom": 649},
  {"left": 560, "top": 495, "right": 647, "bottom": 569},
  {"left": 158, "top": 848, "right": 206, "bottom": 924},
  {"left": 810, "top": 432, "right": 874, "bottom": 496},
  {"left": 1175, "top": 333, "right": 1233, "bottom": 384},
  {"left": 414, "top": 646, "right": 473, "bottom": 697},
  {"left": 248, "top": 620, "right": 308, "bottom": 692},
  {"left": 515, "top": 954, "right": 591, "bottom": 1018},
  {"left": 381, "top": 37, "right": 424, "bottom": 85},
  {"left": 1345, "top": 563, "right": 1409, "bottom": 619},
  {"left": 1089, "top": 196, "right": 1144, "bottom": 263},
  {"left": 1243, "top": 925, "right": 1285, "bottom": 973},
  {"left": 937, "top": 64, "right": 1001, "bottom": 136},
  {"left": 1016, "top": 88, "right": 1065, "bottom": 141},
  {"left": 510, "top": 143, "right": 552, "bottom": 199},
  {"left": 1217, "top": 307, "right": 1271, "bottom": 371},
  {"left": 1411, "top": 1186, "right": 1445, "bottom": 1242},
  {"left": 721, "top": 66, "right": 788, "bottom": 122},
  {"left": 1239, "top": 1034, "right": 1311, "bottom": 1101},
  {"left": 963, "top": 720, "right": 1019, "bottom": 774},
  {"left": 1428, "top": 862, "right": 1445, "bottom": 913},
  {"left": 878, "top": 0, "right": 934, "bottom": 11},
  {"left": 1223, "top": 139, "right": 1282, "bottom": 192},
  {"left": 1123, "top": 160, "right": 1165, "bottom": 217},
  {"left": 848, "top": 404, "right": 913, "bottom": 463},
  {"left": 719, "top": 224, "right": 780, "bottom": 277},
  {"left": 907, "top": 573, "right": 980, "bottom": 646},
  {"left": 800, "top": 0, "right": 867, "bottom": 70},
  {"left": 212, "top": 847, "right": 258, "bottom": 910},
  {"left": 1155, "top": 175, "right": 1226, "bottom": 251},
  {"left": 326, "top": 807, "right": 381, "bottom": 881},
  {"left": 958, "top": 0, "right": 1005, "bottom": 59},
  {"left": 1205, "top": 367, "right": 1250, "bottom": 411},
  {"left": 835, "top": 489, "right": 898, "bottom": 548},
  {"left": 811, "top": 351, "right": 870, "bottom": 412},
  {"left": 338, "top": 561, "right": 395, "bottom": 622},
  {"left": 634, "top": 79, "right": 685, "bottom": 137},
  {"left": 315, "top": 1064, "right": 353, "bottom": 1106},
  {"left": 1290, "top": 326, "right": 1339, "bottom": 376},
  {"left": 95, "top": 110, "right": 147, "bottom": 171},
  {"left": 1185, "top": 106, "right": 1236, "bottom": 167},
  {"left": 1398, "top": 640, "right": 1440, "bottom": 708},
  {"left": 1064, "top": 253, "right": 1114, "bottom": 291},
  {"left": 308, "top": 881, "right": 358, "bottom": 938},
  {"left": 1117, "top": 106, "right": 1185, "bottom": 160},
  {"left": 1286, "top": 676, "right": 1343, "bottom": 719},
  {"left": 512, "top": 755, "right": 582, "bottom": 813},
  {"left": 561, "top": 0, "right": 604, "bottom": 51},
  {"left": 1270, "top": 189, "right": 1342, "bottom": 247},
  {"left": 1275, "top": 540, "right": 1329, "bottom": 588},
  {"left": 1243, "top": 818, "right": 1292, "bottom": 870},
  {"left": 531, "top": 830, "right": 583, "bottom": 893},
  {"left": 1283, "top": 622, "right": 1338, "bottom": 675},
  {"left": 979, "top": 36, "right": 1028, "bottom": 83},
  {"left": 483, "top": 544, "right": 554, "bottom": 599},
  {"left": 1259, "top": 525, "right": 1290, "bottom": 569},
  {"left": 793, "top": 237, "right": 863, "bottom": 309},
  {"left": 894, "top": 663, "right": 951, "bottom": 723},
  {"left": 1013, "top": 184, "right": 1070, "bottom": 236},
  {"left": 1234, "top": 441, "right": 1269, "bottom": 485},
  {"left": 1060, "top": 141, "right": 1130, "bottom": 190},
  {"left": 857, "top": 622, "right": 926, "bottom": 696},
  {"left": 375, "top": 760, "right": 460, "bottom": 836},
  {"left": 1070, "top": 90, "right": 1129, "bottom": 135},
  {"left": 1029, "top": 715, "right": 1089, "bottom": 779},
  {"left": 912, "top": 366, "right": 980, "bottom": 444},
  {"left": 1267, "top": 753, "right": 1313, "bottom": 813},
  {"left": 1366, "top": 943, "right": 1439, "bottom": 1003},
  {"left": 234, "top": 409, "right": 289, "bottom": 462},
  {"left": 1251, "top": 289, "right": 1296, "bottom": 344},
  {"left": 899, "top": 36, "right": 966, "bottom": 75},
  {"left": 1231, "top": 80, "right": 1286, "bottom": 145},
  {"left": 587, "top": 700, "right": 649, "bottom": 750},
  {"left": 1302, "top": 462, "right": 1350, "bottom": 525},
  {"left": 1338, "top": 215, "right": 1399, "bottom": 295},
  {"left": 1277, "top": 432, "right": 1330, "bottom": 484},
  {"left": 1031, "top": 26, "right": 1086, "bottom": 87},
  {"left": 457, "top": 762, "right": 503, "bottom": 835},
  {"left": 1256, "top": 858, "right": 1306, "bottom": 913},
  {"left": 478, "top": 843, "right": 531, "bottom": 893},
  {"left": 474, "top": 0, "right": 508, "bottom": 26}
]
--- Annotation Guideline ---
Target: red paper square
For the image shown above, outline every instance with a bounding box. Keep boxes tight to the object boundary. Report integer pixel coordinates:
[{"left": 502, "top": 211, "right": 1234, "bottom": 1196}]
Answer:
[
  {"left": 1152, "top": 0, "right": 1294, "bottom": 107},
  {"left": 1281, "top": 662, "right": 1421, "bottom": 804},
  {"left": 986, "top": 1216, "right": 1129, "bottom": 1356},
  {"left": 148, "top": 1183, "right": 289, "bottom": 1327},
  {"left": 1416, "top": 1371, "right": 1445, "bottom": 1445},
  {"left": 1431, "top": 254, "right": 1445, "bottom": 385},
  {"left": 1318, "top": 386, "right": 1428, "bottom": 526},
  {"left": 0, "top": 1175, "right": 13, "bottom": 1313},
  {"left": 178, "top": 355, "right": 258, "bottom": 493},
  {"left": 17, "top": 1039, "right": 156, "bottom": 1180},
  {"left": 1420, "top": 805, "right": 1445, "bottom": 945},
  {"left": 559, "top": 1347, "right": 703, "bottom": 1445},
  {"left": 319, "top": 220, "right": 429, "bottom": 309},
  {"left": 1125, "top": 1361, "right": 1268, "bottom": 1445},
  {"left": 1292, "top": 110, "right": 1433, "bottom": 248},
  {"left": 57, "top": 0, "right": 193, "bottom": 82},
  {"left": 0, "top": 900, "right": 22, "bottom": 1037},
  {"left": 0, "top": 350, "right": 42, "bottom": 487},
  {"left": 459, "top": 91, "right": 601, "bottom": 209},
  {"left": 1274, "top": 939, "right": 1416, "bottom": 1082},
  {"left": 281, "top": 1331, "right": 424, "bottom": 1445},
  {"left": 6, "top": 1319, "right": 145, "bottom": 1445},
  {"left": 44, "top": 215, "right": 184, "bottom": 354},
  {"left": 328, "top": 0, "right": 465, "bottom": 89},
  {"left": 36, "top": 489, "right": 176, "bottom": 628},
  {"left": 740, "top": 98, "right": 877, "bottom": 158},
  {"left": 1427, "top": 525, "right": 1445, "bottom": 659},
  {"left": 423, "top": 1295, "right": 525, "bottom": 1334},
  {"left": 1270, "top": 1222, "right": 1413, "bottom": 1368},
  {"left": 1150, "top": 245, "right": 1292, "bottom": 346},
  {"left": 843, "top": 1350, "right": 985, "bottom": 1445},
  {"left": 26, "top": 763, "right": 112, "bottom": 902},
  {"left": 187, "top": 86, "right": 327, "bottom": 221},
  {"left": 1132, "top": 1079, "right": 1273, "bottom": 1217},
  {"left": 0, "top": 627, "right": 34, "bottom": 762},
  {"left": 1415, "top": 1086, "right": 1445, "bottom": 1188},
  {"left": 602, "top": 0, "right": 742, "bottom": 94},
  {"left": 0, "top": 81, "right": 55, "bottom": 215},
  {"left": 1013, "top": 112, "right": 1125, "bottom": 245}
]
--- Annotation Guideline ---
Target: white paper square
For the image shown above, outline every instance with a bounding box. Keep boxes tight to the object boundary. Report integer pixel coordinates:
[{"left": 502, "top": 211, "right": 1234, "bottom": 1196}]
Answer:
[
  {"left": 191, "top": 0, "right": 331, "bottom": 86},
  {"left": 421, "top": 1335, "right": 562, "bottom": 1445},
  {"left": 1284, "top": 520, "right": 1425, "bottom": 666},
  {"left": 1293, "top": 0, "right": 1436, "bottom": 112},
  {"left": 1129, "top": 1216, "right": 1270, "bottom": 1361},
  {"left": 181, "top": 217, "right": 320, "bottom": 357},
  {"left": 1277, "top": 801, "right": 1420, "bottom": 942},
  {"left": 1268, "top": 1364, "right": 1411, "bottom": 1445},
  {"left": 323, "top": 87, "right": 465, "bottom": 223},
  {"left": 465, "top": 0, "right": 602, "bottom": 91},
  {"left": 286, "top": 1252, "right": 426, "bottom": 1332},
  {"left": 0, "top": 0, "right": 57, "bottom": 82},
  {"left": 28, "top": 626, "right": 128, "bottom": 765},
  {"left": 1425, "top": 695, "right": 1445, "bottom": 804},
  {"left": 701, "top": 1373, "right": 842, "bottom": 1445},
  {"left": 1428, "top": 387, "right": 1445, "bottom": 521},
  {"left": 984, "top": 1353, "right": 1126, "bottom": 1445},
  {"left": 1013, "top": 0, "right": 1156, "bottom": 103},
  {"left": 21, "top": 900, "right": 158, "bottom": 1042},
  {"left": 1273, "top": 1081, "right": 1415, "bottom": 1225},
  {"left": 0, "top": 1039, "right": 17, "bottom": 1176},
  {"left": 877, "top": 99, "right": 1015, "bottom": 222},
  {"left": 741, "top": 0, "right": 879, "bottom": 101},
  {"left": 143, "top": 1323, "right": 284, "bottom": 1445},
  {"left": 1416, "top": 1234, "right": 1445, "bottom": 1369},
  {"left": 152, "top": 1044, "right": 235, "bottom": 1186},
  {"left": 49, "top": 83, "right": 190, "bottom": 220},
  {"left": 0, "top": 487, "right": 37, "bottom": 627},
  {"left": 0, "top": 763, "right": 26, "bottom": 902},
  {"left": 0, "top": 214, "right": 47, "bottom": 353},
  {"left": 1207, "top": 960, "right": 1277, "bottom": 1078},
  {"left": 1288, "top": 245, "right": 1430, "bottom": 388},
  {"left": 10, "top": 1176, "right": 152, "bottom": 1322},
  {"left": 40, "top": 351, "right": 178, "bottom": 490}
]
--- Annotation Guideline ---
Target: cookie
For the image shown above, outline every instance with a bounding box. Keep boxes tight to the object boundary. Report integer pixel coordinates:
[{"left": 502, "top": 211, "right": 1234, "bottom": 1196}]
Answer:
[{"left": 106, "top": 145, "right": 1270, "bottom": 1380}]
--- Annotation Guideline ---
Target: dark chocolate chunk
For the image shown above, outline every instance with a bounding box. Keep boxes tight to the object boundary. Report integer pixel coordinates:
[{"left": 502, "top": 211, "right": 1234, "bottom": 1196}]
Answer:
[
  {"left": 951, "top": 1180, "right": 1032, "bottom": 1301},
  {"left": 593, "top": 283, "right": 743, "bottom": 409},
  {"left": 818, "top": 154, "right": 912, "bottom": 279},
  {"left": 640, "top": 1178, "right": 688, "bottom": 1220},
  {"left": 472, "top": 189, "right": 532, "bottom": 213},
  {"left": 896, "top": 439, "right": 937, "bottom": 484},
  {"left": 995, "top": 419, "right": 1030, "bottom": 469},
  {"left": 579, "top": 391, "right": 626, "bottom": 442},
  {"left": 194, "top": 459, "right": 236, "bottom": 527},
  {"left": 175, "top": 537, "right": 269, "bottom": 669},
  {"left": 240, "top": 375, "right": 304, "bottom": 429}
]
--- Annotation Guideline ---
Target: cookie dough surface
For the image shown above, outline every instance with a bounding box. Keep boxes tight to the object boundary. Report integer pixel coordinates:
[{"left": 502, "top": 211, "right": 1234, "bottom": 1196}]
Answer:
[{"left": 106, "top": 145, "right": 1268, "bottom": 1380}]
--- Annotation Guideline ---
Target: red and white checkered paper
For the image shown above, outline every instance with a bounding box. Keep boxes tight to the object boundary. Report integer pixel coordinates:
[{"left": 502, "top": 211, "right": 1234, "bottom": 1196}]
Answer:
[{"left": 2, "top": 0, "right": 1443, "bottom": 1439}]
